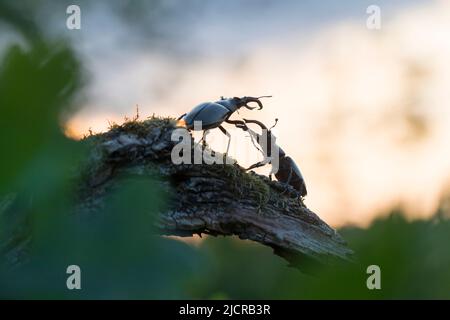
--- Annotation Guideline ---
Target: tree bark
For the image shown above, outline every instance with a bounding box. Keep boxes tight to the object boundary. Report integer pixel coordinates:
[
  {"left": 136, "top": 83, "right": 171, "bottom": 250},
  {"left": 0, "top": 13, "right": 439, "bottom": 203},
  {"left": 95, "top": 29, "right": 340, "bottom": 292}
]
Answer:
[{"left": 78, "top": 117, "right": 354, "bottom": 269}]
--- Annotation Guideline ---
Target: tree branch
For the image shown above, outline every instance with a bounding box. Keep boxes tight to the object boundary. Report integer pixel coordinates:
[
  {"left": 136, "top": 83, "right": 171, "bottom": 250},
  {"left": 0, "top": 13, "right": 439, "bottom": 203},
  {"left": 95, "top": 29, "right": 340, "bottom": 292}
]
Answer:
[{"left": 78, "top": 117, "right": 354, "bottom": 269}]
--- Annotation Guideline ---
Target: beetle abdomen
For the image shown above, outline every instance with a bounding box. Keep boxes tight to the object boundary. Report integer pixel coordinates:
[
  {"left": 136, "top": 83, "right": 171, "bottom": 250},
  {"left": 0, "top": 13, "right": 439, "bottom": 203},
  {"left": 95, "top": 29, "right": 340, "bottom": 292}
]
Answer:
[
  {"left": 276, "top": 156, "right": 307, "bottom": 196},
  {"left": 183, "top": 102, "right": 230, "bottom": 130}
]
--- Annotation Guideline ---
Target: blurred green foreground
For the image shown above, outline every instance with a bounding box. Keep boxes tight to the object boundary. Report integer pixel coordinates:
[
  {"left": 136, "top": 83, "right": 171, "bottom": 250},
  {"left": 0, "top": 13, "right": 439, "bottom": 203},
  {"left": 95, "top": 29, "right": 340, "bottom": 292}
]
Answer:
[{"left": 1, "top": 5, "right": 449, "bottom": 300}]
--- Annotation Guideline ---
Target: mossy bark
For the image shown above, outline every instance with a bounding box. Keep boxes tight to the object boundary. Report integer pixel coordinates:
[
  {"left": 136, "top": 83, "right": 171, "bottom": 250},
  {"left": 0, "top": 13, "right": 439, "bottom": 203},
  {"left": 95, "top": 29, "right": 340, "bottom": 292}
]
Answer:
[{"left": 77, "top": 117, "right": 353, "bottom": 269}]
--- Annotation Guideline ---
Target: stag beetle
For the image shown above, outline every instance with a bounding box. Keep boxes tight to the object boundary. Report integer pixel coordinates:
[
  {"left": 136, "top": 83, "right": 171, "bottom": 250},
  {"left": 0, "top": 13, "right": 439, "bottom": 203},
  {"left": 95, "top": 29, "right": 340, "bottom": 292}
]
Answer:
[
  {"left": 177, "top": 96, "right": 271, "bottom": 155},
  {"left": 236, "top": 118, "right": 307, "bottom": 197}
]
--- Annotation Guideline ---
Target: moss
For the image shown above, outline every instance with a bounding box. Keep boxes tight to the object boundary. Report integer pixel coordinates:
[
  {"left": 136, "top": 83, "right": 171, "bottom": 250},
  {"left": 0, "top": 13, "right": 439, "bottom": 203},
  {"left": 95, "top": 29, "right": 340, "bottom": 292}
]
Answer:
[
  {"left": 106, "top": 115, "right": 176, "bottom": 139},
  {"left": 82, "top": 115, "right": 176, "bottom": 143},
  {"left": 77, "top": 116, "right": 178, "bottom": 197},
  {"left": 80, "top": 114, "right": 275, "bottom": 210},
  {"left": 245, "top": 173, "right": 271, "bottom": 208},
  {"left": 219, "top": 164, "right": 270, "bottom": 209}
]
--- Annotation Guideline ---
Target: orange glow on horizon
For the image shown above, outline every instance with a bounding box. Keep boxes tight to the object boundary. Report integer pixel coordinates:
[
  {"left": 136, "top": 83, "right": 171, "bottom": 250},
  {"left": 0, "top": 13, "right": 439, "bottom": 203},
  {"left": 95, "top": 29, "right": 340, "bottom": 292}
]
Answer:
[{"left": 64, "top": 0, "right": 450, "bottom": 228}]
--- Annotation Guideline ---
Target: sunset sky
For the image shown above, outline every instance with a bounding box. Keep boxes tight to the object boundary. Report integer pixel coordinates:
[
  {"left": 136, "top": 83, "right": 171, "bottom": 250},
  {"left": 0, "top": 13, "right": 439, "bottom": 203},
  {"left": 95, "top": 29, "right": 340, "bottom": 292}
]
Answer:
[{"left": 36, "top": 0, "right": 450, "bottom": 227}]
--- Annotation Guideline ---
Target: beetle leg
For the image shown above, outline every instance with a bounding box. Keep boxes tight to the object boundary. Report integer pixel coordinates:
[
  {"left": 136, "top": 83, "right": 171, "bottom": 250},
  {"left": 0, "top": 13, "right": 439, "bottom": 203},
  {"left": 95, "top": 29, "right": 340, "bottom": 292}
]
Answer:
[
  {"left": 202, "top": 130, "right": 209, "bottom": 148},
  {"left": 226, "top": 119, "right": 263, "bottom": 154},
  {"left": 285, "top": 166, "right": 293, "bottom": 185},
  {"left": 280, "top": 167, "right": 294, "bottom": 195},
  {"left": 195, "top": 132, "right": 203, "bottom": 146},
  {"left": 246, "top": 158, "right": 271, "bottom": 171},
  {"left": 195, "top": 130, "right": 208, "bottom": 149},
  {"left": 246, "top": 161, "right": 266, "bottom": 171},
  {"left": 218, "top": 125, "right": 231, "bottom": 157},
  {"left": 225, "top": 119, "right": 246, "bottom": 127},
  {"left": 248, "top": 134, "right": 263, "bottom": 154}
]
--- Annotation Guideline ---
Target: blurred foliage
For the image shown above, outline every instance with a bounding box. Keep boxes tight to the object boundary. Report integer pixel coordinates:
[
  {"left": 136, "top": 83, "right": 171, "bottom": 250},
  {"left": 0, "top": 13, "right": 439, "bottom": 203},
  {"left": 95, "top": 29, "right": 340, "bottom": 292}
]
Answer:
[
  {"left": 187, "top": 212, "right": 450, "bottom": 299},
  {"left": 1, "top": 2, "right": 450, "bottom": 300},
  {"left": 0, "top": 3, "right": 203, "bottom": 299}
]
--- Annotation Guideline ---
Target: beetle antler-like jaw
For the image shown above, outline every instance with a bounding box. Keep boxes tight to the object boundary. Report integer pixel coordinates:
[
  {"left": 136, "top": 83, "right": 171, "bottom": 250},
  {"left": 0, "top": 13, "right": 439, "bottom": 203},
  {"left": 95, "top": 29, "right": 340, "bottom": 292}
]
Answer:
[
  {"left": 241, "top": 95, "right": 272, "bottom": 110},
  {"left": 242, "top": 118, "right": 268, "bottom": 131}
]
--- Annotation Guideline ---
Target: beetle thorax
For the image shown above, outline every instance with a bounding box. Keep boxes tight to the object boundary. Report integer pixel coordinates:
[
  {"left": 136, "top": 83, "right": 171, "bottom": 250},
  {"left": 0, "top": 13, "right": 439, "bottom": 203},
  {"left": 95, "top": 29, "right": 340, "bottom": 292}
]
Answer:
[{"left": 216, "top": 97, "right": 242, "bottom": 112}]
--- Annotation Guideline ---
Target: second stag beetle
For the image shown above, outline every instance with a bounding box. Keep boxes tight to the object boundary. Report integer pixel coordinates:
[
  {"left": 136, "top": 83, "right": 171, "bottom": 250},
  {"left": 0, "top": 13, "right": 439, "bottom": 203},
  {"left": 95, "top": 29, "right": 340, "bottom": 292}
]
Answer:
[
  {"left": 177, "top": 96, "right": 271, "bottom": 155},
  {"left": 236, "top": 118, "right": 307, "bottom": 197}
]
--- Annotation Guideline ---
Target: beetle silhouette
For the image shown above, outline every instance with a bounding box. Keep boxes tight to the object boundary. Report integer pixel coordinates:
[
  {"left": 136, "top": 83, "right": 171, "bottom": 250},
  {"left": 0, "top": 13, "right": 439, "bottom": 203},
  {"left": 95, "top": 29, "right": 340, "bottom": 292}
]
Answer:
[
  {"left": 236, "top": 118, "right": 307, "bottom": 197},
  {"left": 177, "top": 96, "right": 271, "bottom": 155}
]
